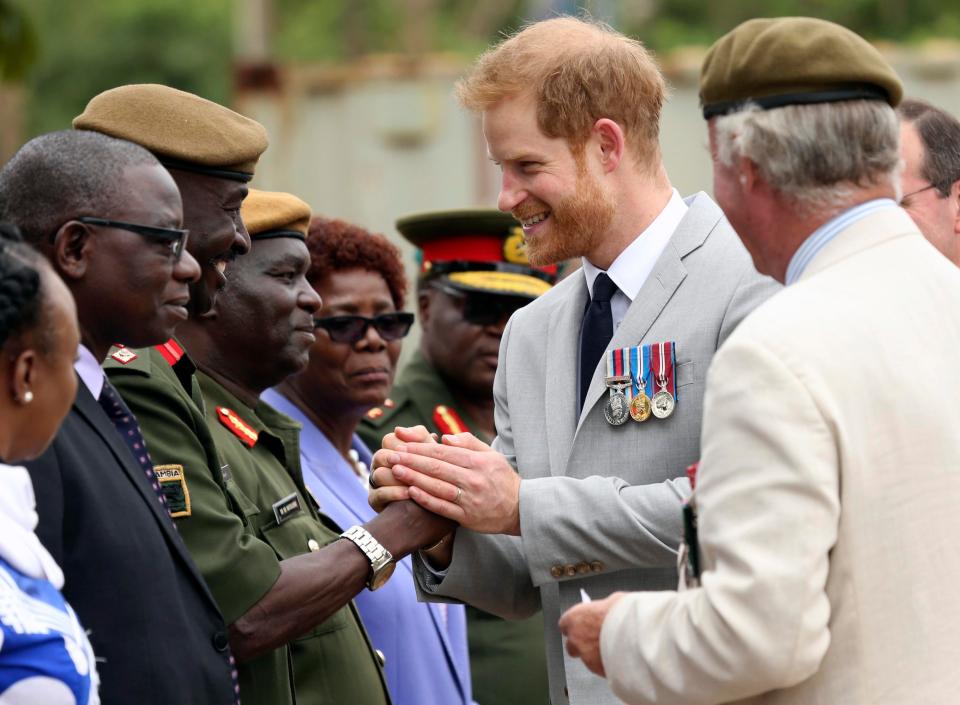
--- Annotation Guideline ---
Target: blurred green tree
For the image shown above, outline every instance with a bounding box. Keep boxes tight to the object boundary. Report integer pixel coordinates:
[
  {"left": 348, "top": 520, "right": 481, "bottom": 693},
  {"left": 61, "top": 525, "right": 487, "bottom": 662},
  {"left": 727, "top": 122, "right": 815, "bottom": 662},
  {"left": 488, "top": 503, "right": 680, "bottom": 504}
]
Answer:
[{"left": 22, "top": 0, "right": 232, "bottom": 137}]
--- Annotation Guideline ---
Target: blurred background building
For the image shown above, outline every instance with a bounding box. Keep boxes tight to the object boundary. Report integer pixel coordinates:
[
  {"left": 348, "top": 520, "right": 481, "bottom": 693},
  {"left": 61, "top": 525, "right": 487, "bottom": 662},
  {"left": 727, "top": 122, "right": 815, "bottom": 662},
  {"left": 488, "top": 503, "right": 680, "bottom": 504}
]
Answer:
[{"left": 3, "top": 0, "right": 960, "bottom": 309}]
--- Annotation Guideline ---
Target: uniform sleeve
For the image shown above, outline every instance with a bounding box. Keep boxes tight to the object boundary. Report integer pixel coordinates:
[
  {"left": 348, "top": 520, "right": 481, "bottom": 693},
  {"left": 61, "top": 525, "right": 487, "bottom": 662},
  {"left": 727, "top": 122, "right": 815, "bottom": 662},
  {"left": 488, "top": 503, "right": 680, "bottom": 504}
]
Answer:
[
  {"left": 413, "top": 316, "right": 543, "bottom": 619},
  {"left": 598, "top": 337, "right": 837, "bottom": 705},
  {"left": 110, "top": 366, "right": 281, "bottom": 624}
]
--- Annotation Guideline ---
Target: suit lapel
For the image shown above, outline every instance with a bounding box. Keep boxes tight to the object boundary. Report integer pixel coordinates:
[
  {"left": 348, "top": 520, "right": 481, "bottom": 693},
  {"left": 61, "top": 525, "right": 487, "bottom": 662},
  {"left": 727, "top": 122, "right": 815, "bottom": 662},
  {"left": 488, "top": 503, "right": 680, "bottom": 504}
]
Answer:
[
  {"left": 544, "top": 276, "right": 588, "bottom": 476},
  {"left": 575, "top": 193, "right": 721, "bottom": 434},
  {"left": 72, "top": 384, "right": 220, "bottom": 609}
]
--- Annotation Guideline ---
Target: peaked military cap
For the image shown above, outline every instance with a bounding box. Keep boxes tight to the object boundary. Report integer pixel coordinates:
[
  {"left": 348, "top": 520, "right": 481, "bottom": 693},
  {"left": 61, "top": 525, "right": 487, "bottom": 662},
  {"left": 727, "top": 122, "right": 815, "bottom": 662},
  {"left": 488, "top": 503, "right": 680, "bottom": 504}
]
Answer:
[
  {"left": 73, "top": 84, "right": 269, "bottom": 181},
  {"left": 700, "top": 17, "right": 903, "bottom": 119},
  {"left": 241, "top": 189, "right": 311, "bottom": 241},
  {"left": 396, "top": 209, "right": 555, "bottom": 299}
]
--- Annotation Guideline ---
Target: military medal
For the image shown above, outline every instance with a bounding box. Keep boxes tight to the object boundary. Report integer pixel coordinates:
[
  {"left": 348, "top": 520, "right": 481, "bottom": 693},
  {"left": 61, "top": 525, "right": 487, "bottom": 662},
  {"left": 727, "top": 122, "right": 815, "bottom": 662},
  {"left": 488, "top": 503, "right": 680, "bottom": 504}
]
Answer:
[
  {"left": 603, "top": 349, "right": 631, "bottom": 426},
  {"left": 628, "top": 345, "right": 652, "bottom": 422},
  {"left": 650, "top": 341, "right": 676, "bottom": 419}
]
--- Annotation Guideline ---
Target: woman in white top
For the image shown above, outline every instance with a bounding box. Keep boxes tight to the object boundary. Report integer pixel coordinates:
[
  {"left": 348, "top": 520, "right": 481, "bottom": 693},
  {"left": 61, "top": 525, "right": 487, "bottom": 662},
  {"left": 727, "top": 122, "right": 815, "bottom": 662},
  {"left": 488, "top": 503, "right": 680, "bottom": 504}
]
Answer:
[{"left": 0, "top": 223, "right": 98, "bottom": 705}]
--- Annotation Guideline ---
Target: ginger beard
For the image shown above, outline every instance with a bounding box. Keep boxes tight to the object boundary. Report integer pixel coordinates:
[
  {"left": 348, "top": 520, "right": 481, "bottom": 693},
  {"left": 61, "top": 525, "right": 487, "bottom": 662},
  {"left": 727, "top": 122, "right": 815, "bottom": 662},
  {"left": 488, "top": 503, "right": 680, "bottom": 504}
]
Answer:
[{"left": 513, "top": 158, "right": 616, "bottom": 267}]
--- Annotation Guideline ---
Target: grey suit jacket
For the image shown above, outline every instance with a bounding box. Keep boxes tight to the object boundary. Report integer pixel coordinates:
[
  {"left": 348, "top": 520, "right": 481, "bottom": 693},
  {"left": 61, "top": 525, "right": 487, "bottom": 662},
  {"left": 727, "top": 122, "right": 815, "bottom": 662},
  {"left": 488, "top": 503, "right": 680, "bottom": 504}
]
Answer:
[{"left": 414, "top": 192, "right": 779, "bottom": 704}]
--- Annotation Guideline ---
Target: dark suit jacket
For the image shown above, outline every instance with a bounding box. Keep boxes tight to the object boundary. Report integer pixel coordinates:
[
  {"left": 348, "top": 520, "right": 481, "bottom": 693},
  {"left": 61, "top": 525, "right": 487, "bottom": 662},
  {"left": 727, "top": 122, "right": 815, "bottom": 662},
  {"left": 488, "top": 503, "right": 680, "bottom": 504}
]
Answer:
[{"left": 25, "top": 381, "right": 235, "bottom": 705}]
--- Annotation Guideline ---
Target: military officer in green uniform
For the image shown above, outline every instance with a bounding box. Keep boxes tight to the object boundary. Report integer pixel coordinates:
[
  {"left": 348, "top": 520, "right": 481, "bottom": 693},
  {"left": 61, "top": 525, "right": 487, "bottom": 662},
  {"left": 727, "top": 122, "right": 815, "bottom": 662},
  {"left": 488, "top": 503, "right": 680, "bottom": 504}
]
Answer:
[
  {"left": 359, "top": 209, "right": 555, "bottom": 705},
  {"left": 81, "top": 88, "right": 453, "bottom": 705}
]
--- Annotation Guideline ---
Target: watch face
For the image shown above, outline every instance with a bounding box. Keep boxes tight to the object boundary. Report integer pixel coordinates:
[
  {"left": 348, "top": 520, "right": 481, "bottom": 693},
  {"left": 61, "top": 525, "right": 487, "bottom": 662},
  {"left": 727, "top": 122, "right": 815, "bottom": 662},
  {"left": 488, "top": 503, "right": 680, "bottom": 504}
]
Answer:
[{"left": 369, "top": 561, "right": 396, "bottom": 591}]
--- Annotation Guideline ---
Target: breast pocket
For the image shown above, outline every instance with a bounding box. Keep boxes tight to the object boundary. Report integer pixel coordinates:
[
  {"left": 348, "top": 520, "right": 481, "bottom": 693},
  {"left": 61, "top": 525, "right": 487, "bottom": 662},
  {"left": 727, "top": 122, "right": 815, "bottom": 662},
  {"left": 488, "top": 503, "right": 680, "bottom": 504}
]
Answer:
[{"left": 676, "top": 360, "right": 696, "bottom": 389}]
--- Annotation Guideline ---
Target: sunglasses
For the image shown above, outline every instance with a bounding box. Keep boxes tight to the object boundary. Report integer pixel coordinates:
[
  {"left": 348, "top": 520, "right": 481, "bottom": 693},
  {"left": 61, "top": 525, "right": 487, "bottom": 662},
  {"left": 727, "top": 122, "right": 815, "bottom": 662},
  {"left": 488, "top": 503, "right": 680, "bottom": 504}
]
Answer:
[
  {"left": 432, "top": 282, "right": 528, "bottom": 327},
  {"left": 77, "top": 217, "right": 189, "bottom": 259},
  {"left": 313, "top": 312, "right": 415, "bottom": 344}
]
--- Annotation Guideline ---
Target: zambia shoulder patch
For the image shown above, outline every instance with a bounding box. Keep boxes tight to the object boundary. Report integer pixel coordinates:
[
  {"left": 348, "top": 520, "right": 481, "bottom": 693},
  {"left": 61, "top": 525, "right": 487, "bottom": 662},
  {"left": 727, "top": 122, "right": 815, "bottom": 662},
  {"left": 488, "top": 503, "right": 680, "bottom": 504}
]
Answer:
[
  {"left": 154, "top": 464, "right": 191, "bottom": 518},
  {"left": 155, "top": 339, "right": 185, "bottom": 366},
  {"left": 217, "top": 406, "right": 259, "bottom": 448},
  {"left": 433, "top": 405, "right": 470, "bottom": 436}
]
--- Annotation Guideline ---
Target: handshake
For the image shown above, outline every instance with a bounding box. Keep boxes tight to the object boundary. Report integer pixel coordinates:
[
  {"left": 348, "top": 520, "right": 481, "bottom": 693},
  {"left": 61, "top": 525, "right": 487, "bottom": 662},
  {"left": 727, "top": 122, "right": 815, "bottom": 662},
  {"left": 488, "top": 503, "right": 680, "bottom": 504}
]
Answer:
[{"left": 367, "top": 425, "right": 524, "bottom": 566}]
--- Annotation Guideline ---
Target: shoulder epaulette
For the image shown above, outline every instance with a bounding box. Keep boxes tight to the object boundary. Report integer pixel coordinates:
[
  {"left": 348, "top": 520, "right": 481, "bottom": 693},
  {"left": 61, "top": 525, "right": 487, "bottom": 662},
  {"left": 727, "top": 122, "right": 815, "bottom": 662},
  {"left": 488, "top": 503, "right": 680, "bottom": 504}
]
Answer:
[
  {"left": 103, "top": 344, "right": 153, "bottom": 374},
  {"left": 155, "top": 339, "right": 185, "bottom": 366},
  {"left": 433, "top": 405, "right": 469, "bottom": 436},
  {"left": 217, "top": 406, "right": 259, "bottom": 448}
]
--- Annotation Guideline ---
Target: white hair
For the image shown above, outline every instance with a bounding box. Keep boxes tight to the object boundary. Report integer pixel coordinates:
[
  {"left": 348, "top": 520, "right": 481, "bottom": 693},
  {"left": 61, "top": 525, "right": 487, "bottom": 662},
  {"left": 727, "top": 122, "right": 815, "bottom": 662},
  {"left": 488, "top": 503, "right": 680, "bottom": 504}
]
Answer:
[{"left": 713, "top": 100, "right": 901, "bottom": 215}]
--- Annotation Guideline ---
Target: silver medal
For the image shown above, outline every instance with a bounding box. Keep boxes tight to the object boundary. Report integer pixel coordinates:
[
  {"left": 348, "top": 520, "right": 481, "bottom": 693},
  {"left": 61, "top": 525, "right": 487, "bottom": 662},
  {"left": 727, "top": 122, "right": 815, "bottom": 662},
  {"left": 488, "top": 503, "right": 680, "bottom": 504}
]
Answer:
[
  {"left": 604, "top": 389, "right": 630, "bottom": 425},
  {"left": 651, "top": 390, "right": 675, "bottom": 419}
]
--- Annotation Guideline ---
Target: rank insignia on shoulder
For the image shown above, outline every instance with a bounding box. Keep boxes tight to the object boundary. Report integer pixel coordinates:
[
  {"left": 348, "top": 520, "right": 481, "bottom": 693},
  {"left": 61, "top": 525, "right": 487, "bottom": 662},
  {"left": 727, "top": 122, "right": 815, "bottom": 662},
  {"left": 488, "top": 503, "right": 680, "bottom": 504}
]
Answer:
[
  {"left": 154, "top": 338, "right": 185, "bottom": 366},
  {"left": 217, "top": 407, "right": 259, "bottom": 448},
  {"left": 110, "top": 345, "right": 138, "bottom": 365},
  {"left": 154, "top": 464, "right": 191, "bottom": 518},
  {"left": 433, "top": 405, "right": 469, "bottom": 436},
  {"left": 367, "top": 407, "right": 385, "bottom": 420}
]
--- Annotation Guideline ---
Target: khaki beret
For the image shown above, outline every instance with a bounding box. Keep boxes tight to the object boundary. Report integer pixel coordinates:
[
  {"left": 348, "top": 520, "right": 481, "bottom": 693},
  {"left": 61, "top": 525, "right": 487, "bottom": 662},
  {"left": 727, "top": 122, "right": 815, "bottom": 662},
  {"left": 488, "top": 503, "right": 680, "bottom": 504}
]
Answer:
[
  {"left": 73, "top": 84, "right": 268, "bottom": 180},
  {"left": 241, "top": 189, "right": 311, "bottom": 241},
  {"left": 700, "top": 17, "right": 903, "bottom": 119},
  {"left": 397, "top": 209, "right": 555, "bottom": 299}
]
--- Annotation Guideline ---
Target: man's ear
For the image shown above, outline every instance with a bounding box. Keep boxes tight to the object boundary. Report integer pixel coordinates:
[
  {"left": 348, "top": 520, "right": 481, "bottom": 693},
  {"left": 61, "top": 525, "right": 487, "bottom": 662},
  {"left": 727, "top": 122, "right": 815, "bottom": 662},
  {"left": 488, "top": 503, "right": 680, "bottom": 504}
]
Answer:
[
  {"left": 52, "top": 221, "right": 92, "bottom": 280},
  {"left": 950, "top": 179, "right": 960, "bottom": 236},
  {"left": 737, "top": 156, "right": 762, "bottom": 194},
  {"left": 417, "top": 289, "right": 432, "bottom": 327},
  {"left": 592, "top": 118, "right": 625, "bottom": 174}
]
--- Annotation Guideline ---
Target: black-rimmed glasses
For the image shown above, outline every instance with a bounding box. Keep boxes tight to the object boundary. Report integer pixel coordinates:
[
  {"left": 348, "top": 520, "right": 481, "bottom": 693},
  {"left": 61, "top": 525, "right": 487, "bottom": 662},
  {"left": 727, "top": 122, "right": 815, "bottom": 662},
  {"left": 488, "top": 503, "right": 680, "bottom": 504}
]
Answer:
[
  {"left": 314, "top": 312, "right": 415, "bottom": 344},
  {"left": 77, "top": 217, "right": 189, "bottom": 259}
]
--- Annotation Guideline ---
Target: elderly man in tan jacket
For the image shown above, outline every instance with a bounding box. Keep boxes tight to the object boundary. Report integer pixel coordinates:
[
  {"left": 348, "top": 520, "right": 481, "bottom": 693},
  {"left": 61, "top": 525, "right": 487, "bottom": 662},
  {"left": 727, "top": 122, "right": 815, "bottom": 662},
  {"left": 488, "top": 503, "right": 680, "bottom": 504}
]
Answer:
[{"left": 561, "top": 17, "right": 960, "bottom": 705}]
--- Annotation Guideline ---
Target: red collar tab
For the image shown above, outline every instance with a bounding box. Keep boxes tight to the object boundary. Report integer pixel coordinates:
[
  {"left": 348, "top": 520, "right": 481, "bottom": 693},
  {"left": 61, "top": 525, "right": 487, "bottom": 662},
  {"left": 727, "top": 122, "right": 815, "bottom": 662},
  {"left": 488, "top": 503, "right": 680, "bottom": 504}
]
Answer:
[
  {"left": 432, "top": 405, "right": 469, "bottom": 437},
  {"left": 154, "top": 339, "right": 185, "bottom": 366},
  {"left": 217, "top": 406, "right": 259, "bottom": 448}
]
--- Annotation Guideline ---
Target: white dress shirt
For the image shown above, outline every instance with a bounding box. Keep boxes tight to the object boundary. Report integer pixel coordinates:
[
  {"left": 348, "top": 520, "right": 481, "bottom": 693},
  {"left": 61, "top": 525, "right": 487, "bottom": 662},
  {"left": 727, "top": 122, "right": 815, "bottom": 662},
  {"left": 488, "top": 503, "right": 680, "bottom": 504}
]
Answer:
[
  {"left": 73, "top": 344, "right": 104, "bottom": 399},
  {"left": 581, "top": 188, "right": 688, "bottom": 331}
]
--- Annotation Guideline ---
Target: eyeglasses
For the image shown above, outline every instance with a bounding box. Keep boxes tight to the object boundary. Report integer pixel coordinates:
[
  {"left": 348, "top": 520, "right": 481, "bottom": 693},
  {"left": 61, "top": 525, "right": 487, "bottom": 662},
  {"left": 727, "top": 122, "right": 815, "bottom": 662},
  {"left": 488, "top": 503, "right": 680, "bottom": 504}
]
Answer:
[
  {"left": 313, "top": 312, "right": 415, "bottom": 344},
  {"left": 900, "top": 183, "right": 941, "bottom": 204},
  {"left": 431, "top": 282, "right": 528, "bottom": 327},
  {"left": 77, "top": 217, "right": 189, "bottom": 259}
]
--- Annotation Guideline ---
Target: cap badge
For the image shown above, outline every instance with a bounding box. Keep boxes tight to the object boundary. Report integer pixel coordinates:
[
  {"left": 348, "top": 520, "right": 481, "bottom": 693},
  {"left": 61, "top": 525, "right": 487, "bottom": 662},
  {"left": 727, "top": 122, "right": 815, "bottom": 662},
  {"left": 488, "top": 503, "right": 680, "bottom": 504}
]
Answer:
[{"left": 503, "top": 227, "right": 530, "bottom": 265}]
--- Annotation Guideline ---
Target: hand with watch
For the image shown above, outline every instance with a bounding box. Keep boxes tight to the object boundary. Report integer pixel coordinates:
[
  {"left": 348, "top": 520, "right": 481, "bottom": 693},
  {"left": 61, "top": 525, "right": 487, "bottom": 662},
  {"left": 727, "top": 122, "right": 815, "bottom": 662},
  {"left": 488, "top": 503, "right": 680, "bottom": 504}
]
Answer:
[{"left": 339, "top": 525, "right": 396, "bottom": 591}]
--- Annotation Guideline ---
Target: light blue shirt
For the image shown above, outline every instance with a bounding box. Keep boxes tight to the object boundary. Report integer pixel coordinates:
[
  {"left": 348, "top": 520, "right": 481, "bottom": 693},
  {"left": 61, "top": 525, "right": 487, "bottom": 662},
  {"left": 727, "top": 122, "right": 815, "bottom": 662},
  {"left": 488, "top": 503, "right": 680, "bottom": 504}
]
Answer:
[
  {"left": 261, "top": 389, "right": 476, "bottom": 705},
  {"left": 785, "top": 199, "right": 899, "bottom": 285}
]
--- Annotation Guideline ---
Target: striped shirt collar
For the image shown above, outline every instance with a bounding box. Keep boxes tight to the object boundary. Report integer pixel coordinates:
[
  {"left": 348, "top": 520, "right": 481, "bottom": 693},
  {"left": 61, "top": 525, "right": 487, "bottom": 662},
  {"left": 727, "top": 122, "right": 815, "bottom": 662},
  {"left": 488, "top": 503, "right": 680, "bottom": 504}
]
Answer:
[{"left": 785, "top": 198, "right": 899, "bottom": 285}]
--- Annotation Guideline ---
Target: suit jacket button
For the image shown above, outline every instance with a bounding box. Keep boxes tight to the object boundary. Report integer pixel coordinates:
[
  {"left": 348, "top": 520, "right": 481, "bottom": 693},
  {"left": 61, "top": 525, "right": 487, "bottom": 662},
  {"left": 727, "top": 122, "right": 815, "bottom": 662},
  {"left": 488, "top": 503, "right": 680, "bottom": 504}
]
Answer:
[
  {"left": 550, "top": 565, "right": 564, "bottom": 578},
  {"left": 576, "top": 562, "right": 590, "bottom": 575},
  {"left": 590, "top": 561, "right": 604, "bottom": 573},
  {"left": 564, "top": 564, "right": 577, "bottom": 577},
  {"left": 375, "top": 649, "right": 386, "bottom": 666},
  {"left": 212, "top": 631, "right": 229, "bottom": 652}
]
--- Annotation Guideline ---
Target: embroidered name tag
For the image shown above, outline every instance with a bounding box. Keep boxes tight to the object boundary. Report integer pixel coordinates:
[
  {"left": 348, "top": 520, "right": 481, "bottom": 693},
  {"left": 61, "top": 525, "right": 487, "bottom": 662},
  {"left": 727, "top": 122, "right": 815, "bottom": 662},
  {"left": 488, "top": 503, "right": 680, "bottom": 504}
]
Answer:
[
  {"left": 272, "top": 492, "right": 302, "bottom": 525},
  {"left": 154, "top": 464, "right": 191, "bottom": 518}
]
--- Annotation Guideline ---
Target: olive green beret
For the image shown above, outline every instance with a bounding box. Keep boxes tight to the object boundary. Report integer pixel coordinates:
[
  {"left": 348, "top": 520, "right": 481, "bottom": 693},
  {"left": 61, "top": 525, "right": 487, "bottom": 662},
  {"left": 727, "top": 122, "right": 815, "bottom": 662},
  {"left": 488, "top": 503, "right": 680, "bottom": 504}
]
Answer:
[
  {"left": 397, "top": 208, "right": 555, "bottom": 299},
  {"left": 73, "top": 84, "right": 268, "bottom": 181},
  {"left": 700, "top": 17, "right": 903, "bottom": 119},
  {"left": 241, "top": 189, "right": 311, "bottom": 241}
]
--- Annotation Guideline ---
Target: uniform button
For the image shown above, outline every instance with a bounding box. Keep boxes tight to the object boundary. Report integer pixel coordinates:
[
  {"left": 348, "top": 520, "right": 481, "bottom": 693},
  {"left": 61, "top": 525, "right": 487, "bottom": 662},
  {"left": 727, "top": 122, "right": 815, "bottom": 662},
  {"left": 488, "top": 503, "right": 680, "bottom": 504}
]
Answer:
[
  {"left": 576, "top": 562, "right": 590, "bottom": 575},
  {"left": 564, "top": 564, "right": 577, "bottom": 577},
  {"left": 590, "top": 561, "right": 604, "bottom": 573},
  {"left": 212, "top": 631, "right": 229, "bottom": 652},
  {"left": 550, "top": 565, "right": 564, "bottom": 578},
  {"left": 307, "top": 538, "right": 321, "bottom": 552},
  {"left": 375, "top": 649, "right": 386, "bottom": 666}
]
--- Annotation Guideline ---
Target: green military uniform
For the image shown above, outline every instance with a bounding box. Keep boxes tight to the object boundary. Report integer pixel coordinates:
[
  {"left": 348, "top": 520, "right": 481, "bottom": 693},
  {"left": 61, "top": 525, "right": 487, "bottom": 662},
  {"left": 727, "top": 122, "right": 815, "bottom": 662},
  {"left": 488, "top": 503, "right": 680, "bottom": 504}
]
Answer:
[
  {"left": 107, "top": 343, "right": 391, "bottom": 705},
  {"left": 361, "top": 354, "right": 549, "bottom": 705}
]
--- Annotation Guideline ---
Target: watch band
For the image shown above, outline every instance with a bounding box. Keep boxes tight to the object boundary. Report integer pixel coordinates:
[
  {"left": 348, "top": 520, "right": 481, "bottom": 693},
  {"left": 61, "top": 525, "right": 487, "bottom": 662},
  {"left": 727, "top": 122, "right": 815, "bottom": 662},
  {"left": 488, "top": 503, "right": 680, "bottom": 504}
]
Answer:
[{"left": 340, "top": 525, "right": 394, "bottom": 590}]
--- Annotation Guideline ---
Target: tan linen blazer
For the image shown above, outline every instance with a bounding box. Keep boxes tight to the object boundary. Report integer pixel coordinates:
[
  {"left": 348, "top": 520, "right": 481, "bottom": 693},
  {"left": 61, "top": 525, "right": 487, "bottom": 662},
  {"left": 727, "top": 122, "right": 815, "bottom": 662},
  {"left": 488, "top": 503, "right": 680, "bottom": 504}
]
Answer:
[{"left": 601, "top": 206, "right": 960, "bottom": 704}]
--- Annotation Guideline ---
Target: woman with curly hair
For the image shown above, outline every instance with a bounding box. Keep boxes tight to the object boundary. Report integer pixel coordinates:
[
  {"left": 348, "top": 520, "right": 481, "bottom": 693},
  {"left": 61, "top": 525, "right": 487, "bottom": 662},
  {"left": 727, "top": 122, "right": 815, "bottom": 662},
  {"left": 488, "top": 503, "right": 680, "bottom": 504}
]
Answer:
[
  {"left": 0, "top": 223, "right": 100, "bottom": 704},
  {"left": 264, "top": 217, "right": 474, "bottom": 705}
]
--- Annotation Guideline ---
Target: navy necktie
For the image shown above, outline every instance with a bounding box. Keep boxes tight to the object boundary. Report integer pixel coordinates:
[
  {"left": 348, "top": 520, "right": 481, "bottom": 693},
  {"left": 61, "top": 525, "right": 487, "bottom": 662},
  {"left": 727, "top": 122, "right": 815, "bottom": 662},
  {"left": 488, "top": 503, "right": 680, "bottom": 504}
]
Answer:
[
  {"left": 97, "top": 378, "right": 242, "bottom": 704},
  {"left": 579, "top": 272, "right": 618, "bottom": 410},
  {"left": 97, "top": 378, "right": 172, "bottom": 516}
]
